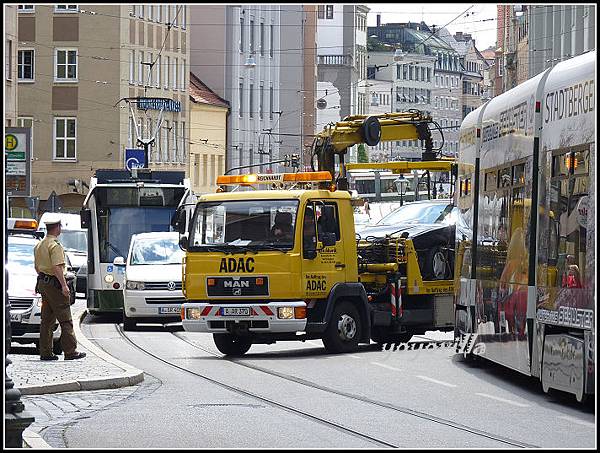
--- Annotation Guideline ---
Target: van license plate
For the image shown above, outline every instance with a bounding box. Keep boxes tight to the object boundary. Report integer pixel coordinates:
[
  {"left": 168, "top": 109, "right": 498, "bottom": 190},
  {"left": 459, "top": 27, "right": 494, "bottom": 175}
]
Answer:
[
  {"left": 221, "top": 307, "right": 250, "bottom": 316},
  {"left": 159, "top": 307, "right": 181, "bottom": 314}
]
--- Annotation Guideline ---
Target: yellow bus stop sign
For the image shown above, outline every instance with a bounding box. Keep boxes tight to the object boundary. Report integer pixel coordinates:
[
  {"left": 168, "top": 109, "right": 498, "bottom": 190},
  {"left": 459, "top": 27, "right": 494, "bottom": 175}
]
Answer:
[{"left": 5, "top": 133, "right": 18, "bottom": 151}]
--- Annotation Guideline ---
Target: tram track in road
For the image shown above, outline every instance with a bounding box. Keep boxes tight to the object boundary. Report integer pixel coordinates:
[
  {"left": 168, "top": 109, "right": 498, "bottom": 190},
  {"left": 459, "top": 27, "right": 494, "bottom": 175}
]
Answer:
[
  {"left": 169, "top": 331, "right": 539, "bottom": 449},
  {"left": 112, "top": 325, "right": 398, "bottom": 448}
]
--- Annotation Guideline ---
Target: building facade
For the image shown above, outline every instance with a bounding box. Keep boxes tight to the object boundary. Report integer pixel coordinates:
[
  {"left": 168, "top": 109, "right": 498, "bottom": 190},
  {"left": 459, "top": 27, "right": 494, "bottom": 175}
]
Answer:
[
  {"left": 528, "top": 4, "right": 596, "bottom": 78},
  {"left": 189, "top": 5, "right": 282, "bottom": 175},
  {"left": 279, "top": 5, "right": 317, "bottom": 171},
  {"left": 16, "top": 4, "right": 189, "bottom": 213},
  {"left": 5, "top": 4, "right": 18, "bottom": 126},
  {"left": 189, "top": 73, "right": 229, "bottom": 194},
  {"left": 316, "top": 4, "right": 369, "bottom": 163},
  {"left": 369, "top": 21, "right": 461, "bottom": 158}
]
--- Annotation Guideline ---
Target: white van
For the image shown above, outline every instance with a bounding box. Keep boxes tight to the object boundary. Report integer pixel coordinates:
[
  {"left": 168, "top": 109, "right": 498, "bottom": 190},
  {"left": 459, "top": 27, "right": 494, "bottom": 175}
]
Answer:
[
  {"left": 38, "top": 212, "right": 88, "bottom": 293},
  {"left": 116, "top": 231, "right": 185, "bottom": 331}
]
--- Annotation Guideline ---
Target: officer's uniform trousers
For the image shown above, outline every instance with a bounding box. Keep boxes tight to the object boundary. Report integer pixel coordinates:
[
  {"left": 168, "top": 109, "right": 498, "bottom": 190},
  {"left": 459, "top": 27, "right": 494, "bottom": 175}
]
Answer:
[{"left": 38, "top": 278, "right": 77, "bottom": 357}]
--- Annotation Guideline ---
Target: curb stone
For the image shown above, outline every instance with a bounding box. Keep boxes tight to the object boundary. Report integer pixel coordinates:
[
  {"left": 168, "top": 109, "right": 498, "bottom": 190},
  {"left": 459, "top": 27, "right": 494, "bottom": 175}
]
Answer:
[{"left": 17, "top": 302, "right": 144, "bottom": 395}]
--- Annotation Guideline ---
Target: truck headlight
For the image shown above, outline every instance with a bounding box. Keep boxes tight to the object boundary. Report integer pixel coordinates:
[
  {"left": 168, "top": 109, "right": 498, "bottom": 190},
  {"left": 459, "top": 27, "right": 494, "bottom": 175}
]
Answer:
[
  {"left": 126, "top": 281, "right": 145, "bottom": 290},
  {"left": 186, "top": 308, "right": 203, "bottom": 320},
  {"left": 277, "top": 307, "right": 294, "bottom": 319}
]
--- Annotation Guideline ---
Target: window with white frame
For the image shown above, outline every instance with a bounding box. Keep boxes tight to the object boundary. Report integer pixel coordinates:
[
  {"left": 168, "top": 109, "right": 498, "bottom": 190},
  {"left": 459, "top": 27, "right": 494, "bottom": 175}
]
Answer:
[
  {"left": 55, "top": 5, "right": 78, "bottom": 12},
  {"left": 326, "top": 5, "right": 333, "bottom": 19},
  {"left": 164, "top": 56, "right": 170, "bottom": 89},
  {"left": 172, "top": 57, "right": 178, "bottom": 90},
  {"left": 18, "top": 5, "right": 35, "bottom": 12},
  {"left": 249, "top": 83, "right": 254, "bottom": 118},
  {"left": 139, "top": 4, "right": 144, "bottom": 19},
  {"left": 240, "top": 17, "right": 244, "bottom": 53},
  {"left": 54, "top": 117, "right": 76, "bottom": 160},
  {"left": 138, "top": 50, "right": 144, "bottom": 85},
  {"left": 260, "top": 22, "right": 265, "bottom": 56},
  {"left": 128, "top": 116, "right": 134, "bottom": 148},
  {"left": 129, "top": 49, "right": 135, "bottom": 84},
  {"left": 181, "top": 121, "right": 186, "bottom": 162},
  {"left": 130, "top": 5, "right": 135, "bottom": 16},
  {"left": 239, "top": 79, "right": 244, "bottom": 117},
  {"left": 269, "top": 84, "right": 273, "bottom": 120},
  {"left": 181, "top": 5, "right": 186, "bottom": 29},
  {"left": 55, "top": 49, "right": 77, "bottom": 81},
  {"left": 259, "top": 82, "right": 264, "bottom": 119},
  {"left": 180, "top": 58, "right": 185, "bottom": 91},
  {"left": 148, "top": 52, "right": 154, "bottom": 86},
  {"left": 172, "top": 120, "right": 178, "bottom": 162},
  {"left": 156, "top": 4, "right": 162, "bottom": 22},
  {"left": 270, "top": 24, "right": 274, "bottom": 57},
  {"left": 18, "top": 49, "right": 34, "bottom": 81},
  {"left": 156, "top": 55, "right": 161, "bottom": 88},
  {"left": 162, "top": 120, "right": 169, "bottom": 162}
]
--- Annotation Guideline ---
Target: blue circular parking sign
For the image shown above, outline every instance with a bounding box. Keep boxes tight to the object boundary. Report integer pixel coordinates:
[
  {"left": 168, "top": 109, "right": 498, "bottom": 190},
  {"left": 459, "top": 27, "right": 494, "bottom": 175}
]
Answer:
[{"left": 125, "top": 149, "right": 145, "bottom": 170}]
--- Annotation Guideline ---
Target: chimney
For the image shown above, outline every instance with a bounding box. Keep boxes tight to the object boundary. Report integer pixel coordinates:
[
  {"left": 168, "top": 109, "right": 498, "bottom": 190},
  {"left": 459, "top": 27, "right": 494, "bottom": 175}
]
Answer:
[
  {"left": 377, "top": 14, "right": 381, "bottom": 27},
  {"left": 455, "top": 31, "right": 463, "bottom": 41}
]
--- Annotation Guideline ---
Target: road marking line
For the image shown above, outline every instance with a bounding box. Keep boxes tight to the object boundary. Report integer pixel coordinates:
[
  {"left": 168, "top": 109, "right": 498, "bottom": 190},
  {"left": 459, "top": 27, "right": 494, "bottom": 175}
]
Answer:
[
  {"left": 558, "top": 415, "right": 595, "bottom": 428},
  {"left": 348, "top": 355, "right": 362, "bottom": 359},
  {"left": 372, "top": 362, "right": 402, "bottom": 372},
  {"left": 475, "top": 393, "right": 529, "bottom": 407},
  {"left": 416, "top": 375, "right": 457, "bottom": 388}
]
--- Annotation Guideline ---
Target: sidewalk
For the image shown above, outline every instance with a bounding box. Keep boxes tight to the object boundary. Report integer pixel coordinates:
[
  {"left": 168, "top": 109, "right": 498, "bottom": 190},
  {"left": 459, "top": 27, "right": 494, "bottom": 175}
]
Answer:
[{"left": 6, "top": 299, "right": 144, "bottom": 447}]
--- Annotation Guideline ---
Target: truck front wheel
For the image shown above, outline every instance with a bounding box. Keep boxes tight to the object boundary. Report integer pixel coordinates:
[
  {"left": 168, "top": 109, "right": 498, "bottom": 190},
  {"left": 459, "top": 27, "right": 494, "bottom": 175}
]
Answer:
[
  {"left": 213, "top": 333, "right": 252, "bottom": 356},
  {"left": 322, "top": 301, "right": 362, "bottom": 353}
]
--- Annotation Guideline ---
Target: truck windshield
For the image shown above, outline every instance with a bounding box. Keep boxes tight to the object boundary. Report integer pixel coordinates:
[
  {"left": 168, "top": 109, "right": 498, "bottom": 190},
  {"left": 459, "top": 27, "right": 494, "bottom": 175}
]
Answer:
[
  {"left": 61, "top": 230, "right": 87, "bottom": 253},
  {"left": 189, "top": 199, "right": 299, "bottom": 251}
]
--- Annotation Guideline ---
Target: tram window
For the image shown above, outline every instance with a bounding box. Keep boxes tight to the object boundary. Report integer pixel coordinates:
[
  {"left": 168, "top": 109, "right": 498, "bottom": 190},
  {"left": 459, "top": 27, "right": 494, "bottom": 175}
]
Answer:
[
  {"left": 573, "top": 149, "right": 589, "bottom": 175},
  {"left": 548, "top": 147, "right": 589, "bottom": 291},
  {"left": 499, "top": 167, "right": 511, "bottom": 188},
  {"left": 551, "top": 153, "right": 570, "bottom": 178},
  {"left": 512, "top": 163, "right": 525, "bottom": 186},
  {"left": 484, "top": 171, "right": 497, "bottom": 192}
]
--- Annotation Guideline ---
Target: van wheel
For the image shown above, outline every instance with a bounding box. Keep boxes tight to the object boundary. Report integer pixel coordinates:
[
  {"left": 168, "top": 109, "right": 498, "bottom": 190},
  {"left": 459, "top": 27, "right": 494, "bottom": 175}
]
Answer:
[
  {"left": 213, "top": 334, "right": 252, "bottom": 356},
  {"left": 323, "top": 301, "right": 362, "bottom": 353},
  {"left": 122, "top": 312, "right": 137, "bottom": 331}
]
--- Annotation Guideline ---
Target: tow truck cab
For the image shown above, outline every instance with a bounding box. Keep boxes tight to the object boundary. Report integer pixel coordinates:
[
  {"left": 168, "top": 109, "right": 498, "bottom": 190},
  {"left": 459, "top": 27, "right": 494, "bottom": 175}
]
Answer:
[{"left": 180, "top": 187, "right": 371, "bottom": 345}]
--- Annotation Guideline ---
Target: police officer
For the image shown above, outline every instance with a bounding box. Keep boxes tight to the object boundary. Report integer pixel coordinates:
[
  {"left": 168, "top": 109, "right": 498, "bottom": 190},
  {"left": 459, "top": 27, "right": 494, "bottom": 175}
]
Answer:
[{"left": 34, "top": 214, "right": 86, "bottom": 361}]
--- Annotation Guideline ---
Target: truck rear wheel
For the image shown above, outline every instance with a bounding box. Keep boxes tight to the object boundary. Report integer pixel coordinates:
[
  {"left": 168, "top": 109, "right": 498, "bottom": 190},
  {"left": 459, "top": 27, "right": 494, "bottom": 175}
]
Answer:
[
  {"left": 213, "top": 333, "right": 252, "bottom": 356},
  {"left": 322, "top": 301, "right": 362, "bottom": 353}
]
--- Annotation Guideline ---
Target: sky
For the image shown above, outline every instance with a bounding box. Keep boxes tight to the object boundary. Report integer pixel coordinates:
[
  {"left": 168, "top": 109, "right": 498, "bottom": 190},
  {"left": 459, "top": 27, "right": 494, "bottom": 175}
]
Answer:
[{"left": 366, "top": 4, "right": 499, "bottom": 51}]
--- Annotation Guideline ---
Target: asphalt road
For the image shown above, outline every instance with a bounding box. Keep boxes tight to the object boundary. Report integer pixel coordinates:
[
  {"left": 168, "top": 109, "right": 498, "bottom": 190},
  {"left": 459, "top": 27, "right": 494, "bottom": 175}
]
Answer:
[{"left": 62, "top": 313, "right": 596, "bottom": 449}]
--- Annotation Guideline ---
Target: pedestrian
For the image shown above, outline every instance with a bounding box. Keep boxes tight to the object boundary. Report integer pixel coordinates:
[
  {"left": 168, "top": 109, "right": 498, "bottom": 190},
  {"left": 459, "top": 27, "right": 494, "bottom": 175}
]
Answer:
[{"left": 34, "top": 214, "right": 86, "bottom": 361}]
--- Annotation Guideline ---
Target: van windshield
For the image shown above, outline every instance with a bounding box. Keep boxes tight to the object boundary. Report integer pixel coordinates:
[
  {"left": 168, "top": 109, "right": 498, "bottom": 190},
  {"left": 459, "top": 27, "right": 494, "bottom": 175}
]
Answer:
[
  {"left": 130, "top": 237, "right": 184, "bottom": 265},
  {"left": 61, "top": 230, "right": 87, "bottom": 253}
]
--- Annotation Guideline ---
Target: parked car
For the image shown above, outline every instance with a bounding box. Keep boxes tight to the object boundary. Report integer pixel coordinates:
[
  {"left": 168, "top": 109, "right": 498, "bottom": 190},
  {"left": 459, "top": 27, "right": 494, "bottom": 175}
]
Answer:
[
  {"left": 38, "top": 212, "right": 87, "bottom": 294},
  {"left": 116, "top": 231, "right": 185, "bottom": 331},
  {"left": 356, "top": 199, "right": 459, "bottom": 280},
  {"left": 7, "top": 232, "right": 77, "bottom": 353}
]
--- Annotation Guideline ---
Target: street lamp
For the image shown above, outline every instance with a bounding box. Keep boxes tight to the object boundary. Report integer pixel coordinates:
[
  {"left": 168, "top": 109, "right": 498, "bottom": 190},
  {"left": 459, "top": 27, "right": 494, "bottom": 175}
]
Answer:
[{"left": 394, "top": 174, "right": 407, "bottom": 206}]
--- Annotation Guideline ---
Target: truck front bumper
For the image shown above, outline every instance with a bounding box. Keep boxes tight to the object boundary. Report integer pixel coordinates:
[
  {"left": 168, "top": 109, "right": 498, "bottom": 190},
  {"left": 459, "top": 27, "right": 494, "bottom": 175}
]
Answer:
[{"left": 182, "top": 301, "right": 307, "bottom": 334}]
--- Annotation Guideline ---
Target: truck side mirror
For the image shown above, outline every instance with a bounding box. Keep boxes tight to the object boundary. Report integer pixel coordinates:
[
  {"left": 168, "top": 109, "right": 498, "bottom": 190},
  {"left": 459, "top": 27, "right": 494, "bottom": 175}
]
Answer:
[
  {"left": 179, "top": 234, "right": 189, "bottom": 251},
  {"left": 80, "top": 209, "right": 91, "bottom": 228}
]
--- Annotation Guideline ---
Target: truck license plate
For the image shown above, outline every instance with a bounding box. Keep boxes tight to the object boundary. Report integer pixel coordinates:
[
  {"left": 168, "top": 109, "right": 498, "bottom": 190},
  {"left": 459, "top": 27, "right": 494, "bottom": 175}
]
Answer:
[
  {"left": 221, "top": 307, "right": 250, "bottom": 316},
  {"left": 159, "top": 307, "right": 181, "bottom": 314},
  {"left": 10, "top": 313, "right": 22, "bottom": 322}
]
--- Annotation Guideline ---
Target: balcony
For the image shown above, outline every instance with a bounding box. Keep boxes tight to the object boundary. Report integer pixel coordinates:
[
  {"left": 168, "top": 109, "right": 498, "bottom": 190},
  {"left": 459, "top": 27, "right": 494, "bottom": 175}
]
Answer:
[{"left": 318, "top": 54, "right": 354, "bottom": 67}]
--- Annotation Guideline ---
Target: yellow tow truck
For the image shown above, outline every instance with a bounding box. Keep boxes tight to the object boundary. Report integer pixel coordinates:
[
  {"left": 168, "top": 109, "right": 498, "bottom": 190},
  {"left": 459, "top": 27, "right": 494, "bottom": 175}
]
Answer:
[{"left": 178, "top": 111, "right": 457, "bottom": 355}]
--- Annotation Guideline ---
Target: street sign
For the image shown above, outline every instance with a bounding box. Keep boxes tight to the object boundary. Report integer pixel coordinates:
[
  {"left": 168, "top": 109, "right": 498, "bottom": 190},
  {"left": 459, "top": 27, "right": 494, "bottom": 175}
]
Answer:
[
  {"left": 5, "top": 127, "right": 31, "bottom": 197},
  {"left": 125, "top": 148, "right": 146, "bottom": 170},
  {"left": 42, "top": 190, "right": 63, "bottom": 212}
]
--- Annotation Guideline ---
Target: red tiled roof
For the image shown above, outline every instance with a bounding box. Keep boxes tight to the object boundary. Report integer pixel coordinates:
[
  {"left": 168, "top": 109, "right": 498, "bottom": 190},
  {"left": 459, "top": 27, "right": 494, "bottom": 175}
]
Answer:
[{"left": 189, "top": 72, "right": 230, "bottom": 109}]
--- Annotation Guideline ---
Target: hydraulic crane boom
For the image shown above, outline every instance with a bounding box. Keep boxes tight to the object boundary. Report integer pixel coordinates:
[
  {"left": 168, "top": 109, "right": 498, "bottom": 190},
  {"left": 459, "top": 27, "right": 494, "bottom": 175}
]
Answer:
[{"left": 311, "top": 111, "right": 439, "bottom": 189}]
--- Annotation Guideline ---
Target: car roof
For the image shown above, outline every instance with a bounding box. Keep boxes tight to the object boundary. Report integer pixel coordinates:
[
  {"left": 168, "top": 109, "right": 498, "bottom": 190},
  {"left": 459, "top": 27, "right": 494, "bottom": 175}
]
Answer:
[{"left": 8, "top": 234, "right": 40, "bottom": 244}]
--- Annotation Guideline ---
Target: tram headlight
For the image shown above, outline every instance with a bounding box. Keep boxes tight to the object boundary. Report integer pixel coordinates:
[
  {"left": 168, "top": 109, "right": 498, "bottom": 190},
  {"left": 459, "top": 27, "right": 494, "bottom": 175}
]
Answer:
[
  {"left": 126, "top": 281, "right": 145, "bottom": 290},
  {"left": 104, "top": 274, "right": 114, "bottom": 284}
]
